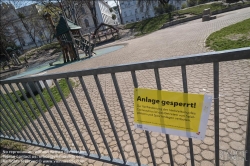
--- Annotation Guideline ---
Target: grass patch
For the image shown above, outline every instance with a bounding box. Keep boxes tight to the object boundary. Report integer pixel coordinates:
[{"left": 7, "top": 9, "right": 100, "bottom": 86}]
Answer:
[
  {"left": 0, "top": 79, "right": 75, "bottom": 131},
  {"left": 177, "top": 1, "right": 250, "bottom": 15},
  {"left": 178, "top": 2, "right": 226, "bottom": 15},
  {"left": 206, "top": 18, "right": 250, "bottom": 51},
  {"left": 177, "top": 2, "right": 225, "bottom": 15},
  {"left": 125, "top": 2, "right": 250, "bottom": 36},
  {"left": 125, "top": 13, "right": 170, "bottom": 36},
  {"left": 21, "top": 42, "right": 61, "bottom": 61},
  {"left": 0, "top": 139, "right": 27, "bottom": 151}
]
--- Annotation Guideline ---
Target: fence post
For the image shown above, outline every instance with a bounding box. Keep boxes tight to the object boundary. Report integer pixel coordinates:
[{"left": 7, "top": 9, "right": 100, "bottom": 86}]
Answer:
[{"left": 245, "top": 90, "right": 250, "bottom": 166}]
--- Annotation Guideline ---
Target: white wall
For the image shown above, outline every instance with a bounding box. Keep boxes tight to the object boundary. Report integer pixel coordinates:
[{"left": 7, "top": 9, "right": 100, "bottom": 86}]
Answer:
[
  {"left": 119, "top": 0, "right": 158, "bottom": 24},
  {"left": 96, "top": 0, "right": 118, "bottom": 25}
]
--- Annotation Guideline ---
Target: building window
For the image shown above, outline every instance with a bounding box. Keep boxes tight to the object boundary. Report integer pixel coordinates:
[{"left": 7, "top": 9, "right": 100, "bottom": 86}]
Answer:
[
  {"left": 131, "top": 19, "right": 134, "bottom": 22},
  {"left": 84, "top": 19, "right": 89, "bottom": 27},
  {"left": 82, "top": 7, "right": 85, "bottom": 14},
  {"left": 136, "top": 18, "right": 139, "bottom": 21}
]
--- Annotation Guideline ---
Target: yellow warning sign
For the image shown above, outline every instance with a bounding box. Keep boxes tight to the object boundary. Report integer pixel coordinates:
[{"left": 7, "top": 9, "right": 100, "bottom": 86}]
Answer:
[{"left": 134, "top": 88, "right": 212, "bottom": 140}]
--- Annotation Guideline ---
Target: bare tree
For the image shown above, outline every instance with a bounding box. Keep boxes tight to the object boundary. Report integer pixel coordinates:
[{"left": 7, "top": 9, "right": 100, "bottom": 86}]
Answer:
[
  {"left": 0, "top": 2, "right": 18, "bottom": 58},
  {"left": 39, "top": 1, "right": 62, "bottom": 42},
  {"left": 17, "top": 7, "right": 39, "bottom": 47},
  {"left": 11, "top": 23, "right": 25, "bottom": 50},
  {"left": 6, "top": 0, "right": 40, "bottom": 47}
]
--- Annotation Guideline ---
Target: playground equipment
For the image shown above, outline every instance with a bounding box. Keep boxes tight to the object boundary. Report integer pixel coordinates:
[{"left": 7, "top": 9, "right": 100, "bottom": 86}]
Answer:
[
  {"left": 44, "top": 13, "right": 95, "bottom": 63},
  {"left": 91, "top": 23, "right": 120, "bottom": 43},
  {"left": 0, "top": 47, "right": 24, "bottom": 71},
  {"left": 43, "top": 1, "right": 120, "bottom": 63}
]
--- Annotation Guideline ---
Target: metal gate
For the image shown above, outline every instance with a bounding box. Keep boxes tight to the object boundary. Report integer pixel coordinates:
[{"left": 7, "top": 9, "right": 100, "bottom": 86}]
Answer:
[{"left": 1, "top": 47, "right": 250, "bottom": 166}]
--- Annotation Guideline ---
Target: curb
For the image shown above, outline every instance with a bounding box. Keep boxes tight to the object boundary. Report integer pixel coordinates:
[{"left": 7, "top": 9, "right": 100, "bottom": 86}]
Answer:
[{"left": 161, "top": 4, "right": 250, "bottom": 29}]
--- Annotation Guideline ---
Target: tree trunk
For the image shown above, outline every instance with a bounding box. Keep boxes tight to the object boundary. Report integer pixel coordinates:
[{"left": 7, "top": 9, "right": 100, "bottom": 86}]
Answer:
[
  {"left": 39, "top": 20, "right": 50, "bottom": 44},
  {"left": 91, "top": 0, "right": 98, "bottom": 28},
  {"left": 20, "top": 18, "right": 38, "bottom": 47}
]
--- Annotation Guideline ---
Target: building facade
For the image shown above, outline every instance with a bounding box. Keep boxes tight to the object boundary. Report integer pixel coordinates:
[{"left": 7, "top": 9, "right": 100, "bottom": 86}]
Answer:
[
  {"left": 77, "top": 0, "right": 119, "bottom": 34},
  {"left": 96, "top": 0, "right": 119, "bottom": 25},
  {"left": 1, "top": 3, "right": 52, "bottom": 50},
  {"left": 118, "top": 0, "right": 158, "bottom": 24}
]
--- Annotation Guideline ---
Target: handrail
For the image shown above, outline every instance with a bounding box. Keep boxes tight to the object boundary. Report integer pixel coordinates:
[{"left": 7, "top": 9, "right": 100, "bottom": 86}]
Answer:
[{"left": 1, "top": 47, "right": 250, "bottom": 84}]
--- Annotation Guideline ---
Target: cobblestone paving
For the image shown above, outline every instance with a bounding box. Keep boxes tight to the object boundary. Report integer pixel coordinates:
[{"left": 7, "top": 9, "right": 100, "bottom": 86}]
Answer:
[{"left": 1, "top": 7, "right": 250, "bottom": 166}]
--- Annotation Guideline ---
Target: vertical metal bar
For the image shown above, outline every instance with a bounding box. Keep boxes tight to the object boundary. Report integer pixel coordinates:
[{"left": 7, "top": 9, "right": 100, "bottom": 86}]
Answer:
[
  {"left": 55, "top": 78, "right": 90, "bottom": 154},
  {"left": 78, "top": 76, "right": 113, "bottom": 160},
  {"left": 16, "top": 83, "right": 46, "bottom": 145},
  {"left": 8, "top": 84, "right": 40, "bottom": 143},
  {"left": 181, "top": 66, "right": 195, "bottom": 166},
  {"left": 131, "top": 71, "right": 138, "bottom": 88},
  {"left": 213, "top": 62, "right": 220, "bottom": 166},
  {"left": 0, "top": 110, "right": 7, "bottom": 137},
  {"left": 244, "top": 90, "right": 250, "bottom": 166},
  {"left": 53, "top": 79, "right": 81, "bottom": 152},
  {"left": 0, "top": 111, "right": 14, "bottom": 138},
  {"left": 1, "top": 119, "right": 11, "bottom": 138},
  {"left": 154, "top": 68, "right": 175, "bottom": 166},
  {"left": 33, "top": 81, "right": 63, "bottom": 149},
  {"left": 66, "top": 78, "right": 100, "bottom": 156},
  {"left": 131, "top": 71, "right": 157, "bottom": 166},
  {"left": 24, "top": 82, "right": 54, "bottom": 146},
  {"left": 94, "top": 75, "right": 126, "bottom": 163},
  {"left": 111, "top": 73, "right": 141, "bottom": 166},
  {"left": 2, "top": 85, "right": 33, "bottom": 142},
  {"left": 42, "top": 80, "right": 71, "bottom": 150},
  {"left": 0, "top": 88, "right": 27, "bottom": 141},
  {"left": 0, "top": 92, "right": 22, "bottom": 140},
  {"left": 0, "top": 104, "right": 18, "bottom": 139}
]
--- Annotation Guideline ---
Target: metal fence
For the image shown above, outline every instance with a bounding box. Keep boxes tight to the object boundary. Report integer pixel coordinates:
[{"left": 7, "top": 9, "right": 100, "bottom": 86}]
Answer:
[{"left": 0, "top": 47, "right": 250, "bottom": 166}]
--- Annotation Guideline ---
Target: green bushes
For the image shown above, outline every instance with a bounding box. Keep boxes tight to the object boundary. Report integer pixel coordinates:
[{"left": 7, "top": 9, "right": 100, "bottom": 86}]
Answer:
[
  {"left": 154, "top": 4, "right": 175, "bottom": 15},
  {"left": 125, "top": 13, "right": 170, "bottom": 36},
  {"left": 198, "top": 0, "right": 209, "bottom": 4},
  {"left": 187, "top": 0, "right": 197, "bottom": 7},
  {"left": 181, "top": 3, "right": 187, "bottom": 9}
]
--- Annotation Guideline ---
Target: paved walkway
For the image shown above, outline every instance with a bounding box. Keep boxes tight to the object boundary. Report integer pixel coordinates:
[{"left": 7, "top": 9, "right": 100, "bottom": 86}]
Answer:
[
  {"left": 45, "top": 7, "right": 250, "bottom": 74},
  {"left": 1, "top": 7, "right": 250, "bottom": 166}
]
